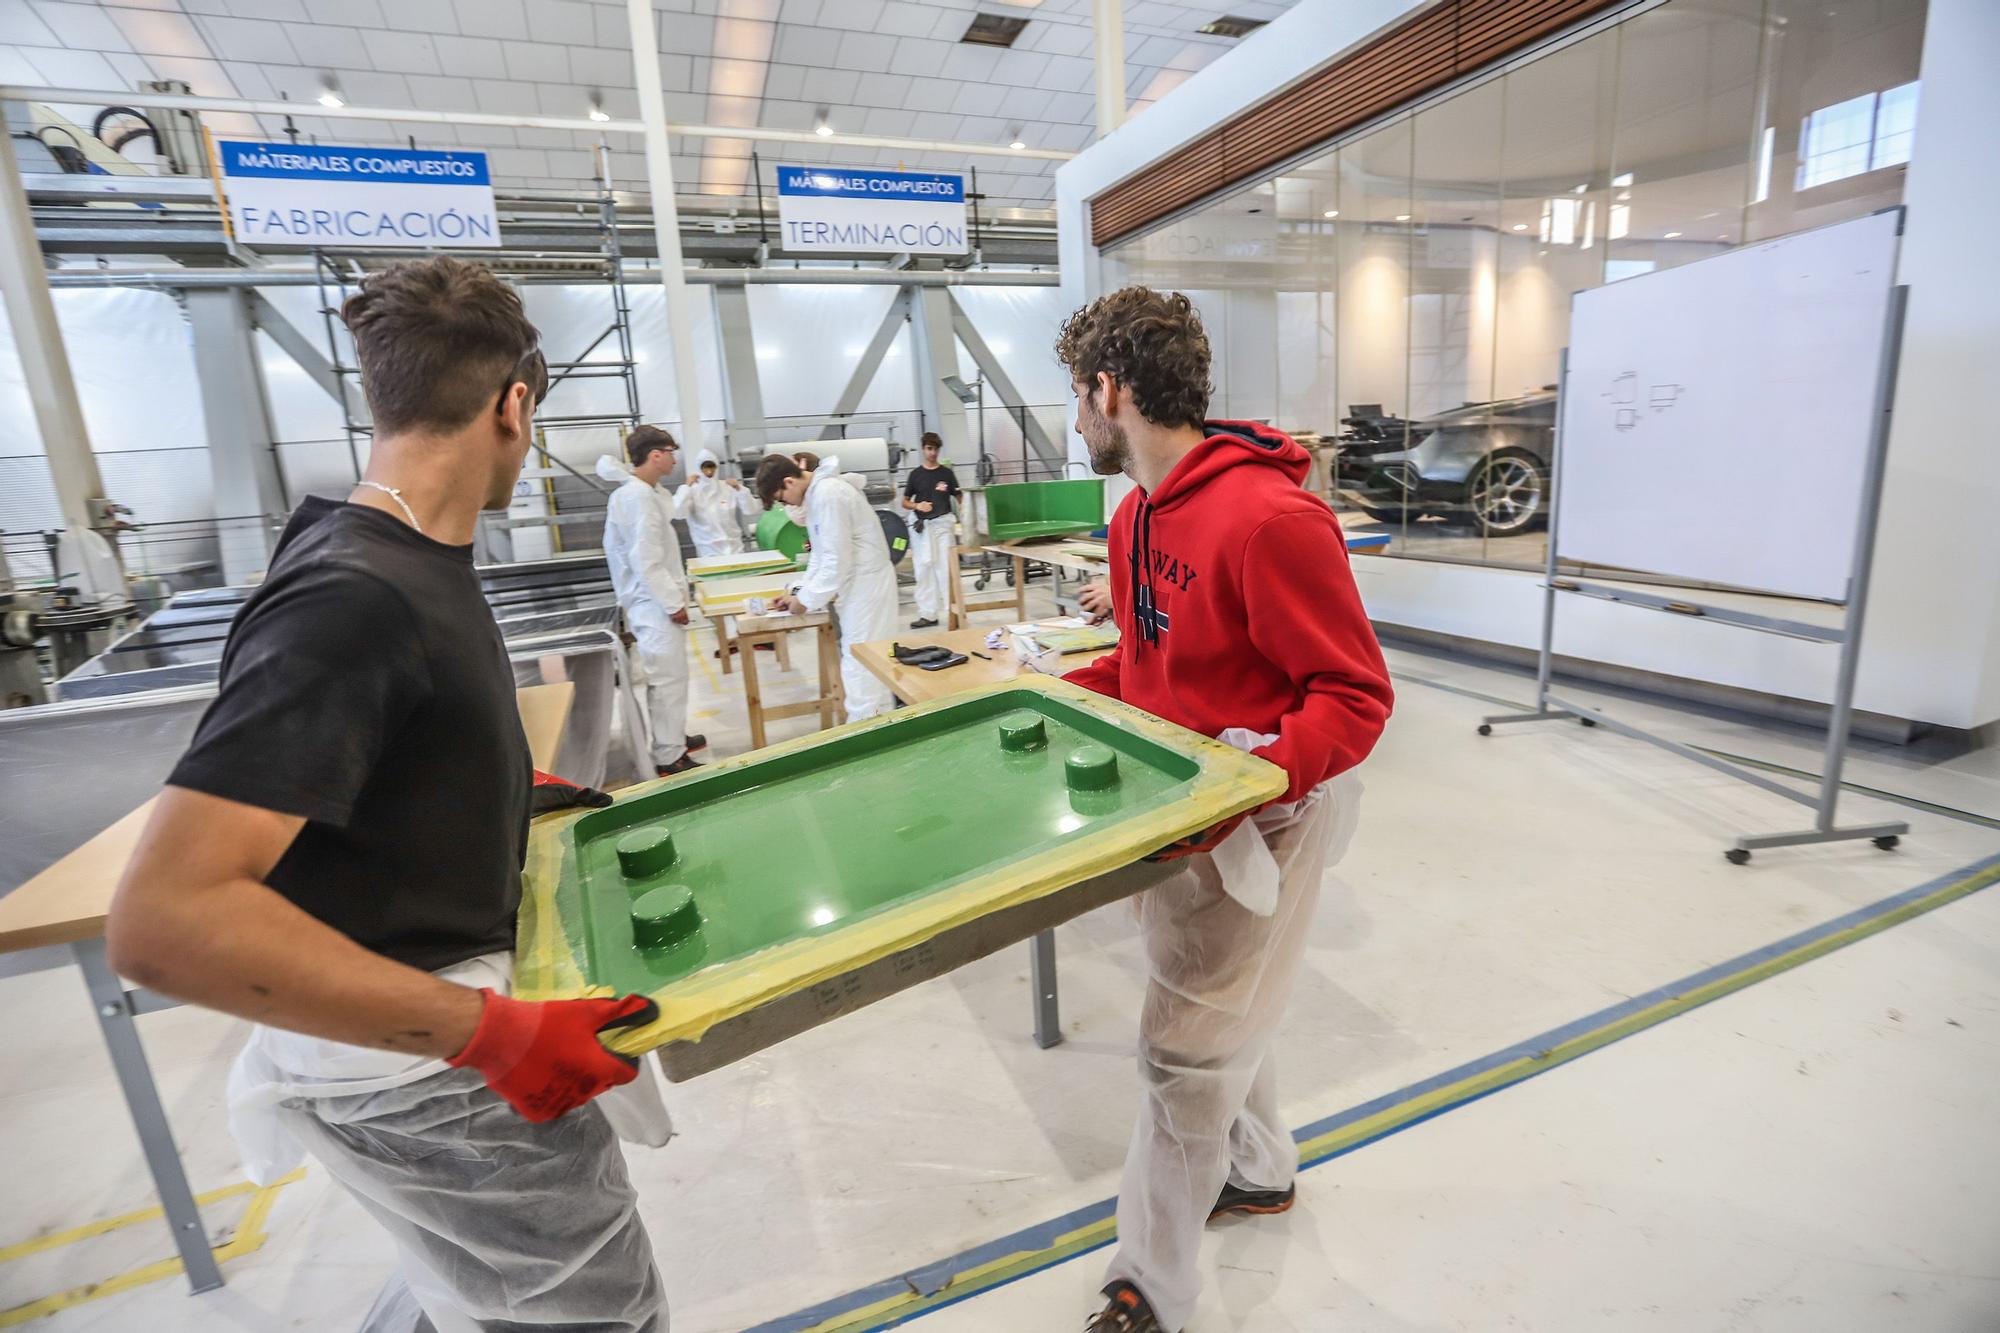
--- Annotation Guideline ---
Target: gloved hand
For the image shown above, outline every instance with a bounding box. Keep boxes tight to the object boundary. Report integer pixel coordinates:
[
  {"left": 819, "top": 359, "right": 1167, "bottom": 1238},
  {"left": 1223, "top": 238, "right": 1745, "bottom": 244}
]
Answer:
[
  {"left": 1145, "top": 810, "right": 1252, "bottom": 862},
  {"left": 447, "top": 989, "right": 659, "bottom": 1122},
  {"left": 531, "top": 769, "right": 614, "bottom": 818}
]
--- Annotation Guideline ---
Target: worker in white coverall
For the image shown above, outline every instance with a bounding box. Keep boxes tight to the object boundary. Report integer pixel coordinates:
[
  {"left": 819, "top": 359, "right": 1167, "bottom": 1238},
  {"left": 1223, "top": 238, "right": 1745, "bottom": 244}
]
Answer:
[
  {"left": 598, "top": 426, "right": 705, "bottom": 776},
  {"left": 674, "top": 448, "right": 759, "bottom": 556},
  {"left": 757, "top": 453, "right": 900, "bottom": 722},
  {"left": 1053, "top": 288, "right": 1395, "bottom": 1333}
]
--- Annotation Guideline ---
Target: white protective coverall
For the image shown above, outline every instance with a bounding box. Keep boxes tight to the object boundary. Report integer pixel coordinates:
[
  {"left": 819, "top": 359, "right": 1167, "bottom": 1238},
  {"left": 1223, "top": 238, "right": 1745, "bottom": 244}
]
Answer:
[
  {"left": 227, "top": 951, "right": 674, "bottom": 1333},
  {"left": 674, "top": 449, "right": 759, "bottom": 557},
  {"left": 598, "top": 455, "right": 690, "bottom": 768},
  {"left": 1101, "top": 759, "right": 1364, "bottom": 1333},
  {"left": 791, "top": 469, "right": 899, "bottom": 722}
]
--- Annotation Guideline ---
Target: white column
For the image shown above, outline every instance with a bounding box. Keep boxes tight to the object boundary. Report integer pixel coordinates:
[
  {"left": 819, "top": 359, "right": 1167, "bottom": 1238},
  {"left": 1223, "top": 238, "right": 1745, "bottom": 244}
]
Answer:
[
  {"left": 627, "top": 0, "right": 708, "bottom": 452},
  {"left": 1091, "top": 0, "right": 1127, "bottom": 137},
  {"left": 0, "top": 120, "right": 111, "bottom": 534},
  {"left": 184, "top": 289, "right": 285, "bottom": 583}
]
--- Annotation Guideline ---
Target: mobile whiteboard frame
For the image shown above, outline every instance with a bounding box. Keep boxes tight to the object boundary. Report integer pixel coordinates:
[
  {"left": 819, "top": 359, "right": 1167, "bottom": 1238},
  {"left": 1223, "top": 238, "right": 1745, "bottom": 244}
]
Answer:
[{"left": 1479, "top": 285, "right": 1911, "bottom": 864}]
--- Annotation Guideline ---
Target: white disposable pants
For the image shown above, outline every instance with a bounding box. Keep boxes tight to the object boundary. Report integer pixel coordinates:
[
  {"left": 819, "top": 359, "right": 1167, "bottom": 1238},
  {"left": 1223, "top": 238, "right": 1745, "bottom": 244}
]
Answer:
[
  {"left": 835, "top": 567, "right": 901, "bottom": 723},
  {"left": 631, "top": 614, "right": 688, "bottom": 768},
  {"left": 1102, "top": 773, "right": 1362, "bottom": 1332},
  {"left": 908, "top": 519, "right": 957, "bottom": 623}
]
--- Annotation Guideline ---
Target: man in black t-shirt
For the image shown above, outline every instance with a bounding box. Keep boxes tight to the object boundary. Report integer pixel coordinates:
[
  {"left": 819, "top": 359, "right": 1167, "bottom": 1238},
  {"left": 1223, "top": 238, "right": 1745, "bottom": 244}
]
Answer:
[
  {"left": 107, "top": 257, "right": 665, "bottom": 1330},
  {"left": 900, "top": 431, "right": 962, "bottom": 628}
]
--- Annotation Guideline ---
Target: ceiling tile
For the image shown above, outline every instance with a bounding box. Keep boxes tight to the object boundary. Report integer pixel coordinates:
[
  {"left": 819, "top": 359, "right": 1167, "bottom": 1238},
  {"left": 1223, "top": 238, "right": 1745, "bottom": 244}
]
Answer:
[
  {"left": 516, "top": 125, "right": 573, "bottom": 148},
  {"left": 195, "top": 14, "right": 299, "bottom": 62},
  {"left": 850, "top": 76, "right": 905, "bottom": 109},
  {"left": 136, "top": 53, "right": 241, "bottom": 96},
  {"left": 282, "top": 22, "right": 369, "bottom": 69},
  {"left": 872, "top": 1, "right": 933, "bottom": 38},
  {"left": 431, "top": 34, "right": 508, "bottom": 78},
  {"left": 761, "top": 62, "right": 805, "bottom": 100},
  {"left": 334, "top": 68, "right": 414, "bottom": 104},
  {"left": 502, "top": 41, "right": 569, "bottom": 83},
  {"left": 361, "top": 28, "right": 444, "bottom": 75},
  {"left": 776, "top": 0, "right": 819, "bottom": 22},
  {"left": 815, "top": 2, "right": 884, "bottom": 34},
  {"left": 1033, "top": 52, "right": 1091, "bottom": 91},
  {"left": 526, "top": 0, "right": 594, "bottom": 44},
  {"left": 104, "top": 50, "right": 159, "bottom": 86},
  {"left": 0, "top": 3, "right": 60, "bottom": 46},
  {"left": 950, "top": 83, "right": 1004, "bottom": 117},
  {"left": 798, "top": 65, "right": 858, "bottom": 105},
  {"left": 770, "top": 22, "right": 837, "bottom": 65},
  {"left": 1040, "top": 89, "right": 1092, "bottom": 123},
  {"left": 21, "top": 45, "right": 123, "bottom": 87},
  {"left": 859, "top": 105, "right": 916, "bottom": 136},
  {"left": 221, "top": 0, "right": 311, "bottom": 20},
  {"left": 656, "top": 10, "right": 714, "bottom": 52},
  {"left": 28, "top": 3, "right": 134, "bottom": 53},
  {"left": 405, "top": 73, "right": 481, "bottom": 111},
  {"left": 834, "top": 30, "right": 896, "bottom": 72},
  {"left": 454, "top": 0, "right": 527, "bottom": 40},
  {"left": 886, "top": 35, "right": 949, "bottom": 77},
  {"left": 568, "top": 44, "right": 636, "bottom": 90},
  {"left": 304, "top": 0, "right": 383, "bottom": 23},
  {"left": 939, "top": 43, "right": 1002, "bottom": 83},
  {"left": 1024, "top": 19, "right": 1092, "bottom": 57},
  {"left": 996, "top": 85, "right": 1054, "bottom": 121},
  {"left": 104, "top": 9, "right": 211, "bottom": 59},
  {"left": 383, "top": 0, "right": 461, "bottom": 33},
  {"left": 900, "top": 75, "right": 955, "bottom": 114}
]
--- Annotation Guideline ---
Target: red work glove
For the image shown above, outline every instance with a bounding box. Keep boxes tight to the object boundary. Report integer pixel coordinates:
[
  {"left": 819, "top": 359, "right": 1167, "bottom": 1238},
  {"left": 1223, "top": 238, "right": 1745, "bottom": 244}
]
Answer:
[
  {"left": 447, "top": 990, "right": 658, "bottom": 1122},
  {"left": 1144, "top": 810, "right": 1253, "bottom": 863},
  {"left": 531, "top": 769, "right": 614, "bottom": 818}
]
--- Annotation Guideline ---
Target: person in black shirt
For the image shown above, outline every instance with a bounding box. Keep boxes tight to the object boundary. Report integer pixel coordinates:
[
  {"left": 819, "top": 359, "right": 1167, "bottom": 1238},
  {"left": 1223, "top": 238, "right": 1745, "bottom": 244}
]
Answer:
[
  {"left": 107, "top": 257, "right": 666, "bottom": 1330},
  {"left": 901, "top": 431, "right": 962, "bottom": 628}
]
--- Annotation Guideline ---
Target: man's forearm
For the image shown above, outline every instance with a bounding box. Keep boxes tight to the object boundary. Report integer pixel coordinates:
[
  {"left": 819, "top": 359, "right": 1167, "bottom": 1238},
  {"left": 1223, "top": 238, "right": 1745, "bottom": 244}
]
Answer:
[{"left": 108, "top": 875, "right": 483, "bottom": 1058}]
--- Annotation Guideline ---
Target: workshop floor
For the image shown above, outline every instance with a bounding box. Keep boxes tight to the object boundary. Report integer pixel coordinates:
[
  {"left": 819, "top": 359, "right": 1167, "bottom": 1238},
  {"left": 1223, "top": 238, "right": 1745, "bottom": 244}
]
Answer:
[{"left": 4, "top": 571, "right": 1999, "bottom": 1333}]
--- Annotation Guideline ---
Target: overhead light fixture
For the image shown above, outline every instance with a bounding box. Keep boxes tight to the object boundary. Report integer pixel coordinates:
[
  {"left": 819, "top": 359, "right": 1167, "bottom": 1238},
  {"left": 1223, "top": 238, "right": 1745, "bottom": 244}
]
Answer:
[
  {"left": 1199, "top": 15, "right": 1268, "bottom": 38},
  {"left": 1664, "top": 230, "right": 1682, "bottom": 238},
  {"left": 814, "top": 107, "right": 834, "bottom": 137},
  {"left": 1512, "top": 222, "right": 1528, "bottom": 231},
  {"left": 1395, "top": 213, "right": 1411, "bottom": 222},
  {"left": 962, "top": 13, "right": 1030, "bottom": 47},
  {"left": 1007, "top": 126, "right": 1026, "bottom": 150},
  {"left": 317, "top": 80, "right": 344, "bottom": 108},
  {"left": 588, "top": 96, "right": 610, "bottom": 122},
  {"left": 1573, "top": 183, "right": 1588, "bottom": 194},
  {"left": 1322, "top": 209, "right": 1338, "bottom": 218}
]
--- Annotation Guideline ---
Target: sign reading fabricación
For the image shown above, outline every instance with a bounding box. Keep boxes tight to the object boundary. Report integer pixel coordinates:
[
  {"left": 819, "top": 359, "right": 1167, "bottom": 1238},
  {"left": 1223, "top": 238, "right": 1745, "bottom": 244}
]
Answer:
[
  {"left": 776, "top": 166, "right": 968, "bottom": 255},
  {"left": 215, "top": 140, "right": 502, "bottom": 248}
]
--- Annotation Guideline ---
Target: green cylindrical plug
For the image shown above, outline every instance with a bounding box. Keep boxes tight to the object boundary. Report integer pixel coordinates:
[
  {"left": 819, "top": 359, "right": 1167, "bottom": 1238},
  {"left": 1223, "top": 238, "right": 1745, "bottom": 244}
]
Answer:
[
  {"left": 616, "top": 827, "right": 676, "bottom": 880},
  {"left": 998, "top": 710, "right": 1048, "bottom": 752},
  {"left": 631, "top": 884, "right": 700, "bottom": 951},
  {"left": 1065, "top": 744, "right": 1120, "bottom": 791}
]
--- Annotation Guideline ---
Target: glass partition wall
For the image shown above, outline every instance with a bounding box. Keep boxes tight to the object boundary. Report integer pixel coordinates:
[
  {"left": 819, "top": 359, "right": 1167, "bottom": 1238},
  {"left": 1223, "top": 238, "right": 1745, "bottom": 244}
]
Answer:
[{"left": 1101, "top": 0, "right": 1927, "bottom": 572}]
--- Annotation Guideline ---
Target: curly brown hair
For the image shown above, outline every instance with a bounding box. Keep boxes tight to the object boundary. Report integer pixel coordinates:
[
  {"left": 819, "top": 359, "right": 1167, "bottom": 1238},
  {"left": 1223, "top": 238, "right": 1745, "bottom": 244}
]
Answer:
[{"left": 1054, "top": 287, "right": 1212, "bottom": 431}]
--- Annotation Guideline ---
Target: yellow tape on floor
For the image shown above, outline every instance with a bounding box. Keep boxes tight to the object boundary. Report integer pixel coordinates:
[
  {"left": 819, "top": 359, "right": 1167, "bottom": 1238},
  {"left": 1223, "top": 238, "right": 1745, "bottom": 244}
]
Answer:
[{"left": 0, "top": 1169, "right": 305, "bottom": 1327}]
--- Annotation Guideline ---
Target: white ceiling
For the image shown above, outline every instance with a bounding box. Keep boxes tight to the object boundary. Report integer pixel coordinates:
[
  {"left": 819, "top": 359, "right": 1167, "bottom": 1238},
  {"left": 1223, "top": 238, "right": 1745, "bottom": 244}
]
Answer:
[{"left": 1, "top": 0, "right": 1302, "bottom": 213}]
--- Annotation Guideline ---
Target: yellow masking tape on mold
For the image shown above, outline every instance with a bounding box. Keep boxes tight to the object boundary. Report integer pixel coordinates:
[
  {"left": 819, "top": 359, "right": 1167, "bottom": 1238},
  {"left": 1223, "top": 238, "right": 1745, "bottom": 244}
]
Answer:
[{"left": 512, "top": 676, "right": 1283, "bottom": 1053}]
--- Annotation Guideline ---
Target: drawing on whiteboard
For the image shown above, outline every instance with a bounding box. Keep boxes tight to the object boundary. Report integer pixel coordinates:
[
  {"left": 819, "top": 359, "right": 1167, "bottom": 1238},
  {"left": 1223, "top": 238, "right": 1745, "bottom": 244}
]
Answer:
[
  {"left": 1649, "top": 383, "right": 1685, "bottom": 413},
  {"left": 1610, "top": 371, "right": 1637, "bottom": 404},
  {"left": 1614, "top": 407, "right": 1639, "bottom": 432}
]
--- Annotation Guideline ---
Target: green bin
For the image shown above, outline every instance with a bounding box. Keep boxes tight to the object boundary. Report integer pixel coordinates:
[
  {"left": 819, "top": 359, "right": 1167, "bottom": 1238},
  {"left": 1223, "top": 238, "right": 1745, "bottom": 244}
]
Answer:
[
  {"left": 982, "top": 480, "right": 1106, "bottom": 542},
  {"left": 754, "top": 508, "right": 808, "bottom": 562}
]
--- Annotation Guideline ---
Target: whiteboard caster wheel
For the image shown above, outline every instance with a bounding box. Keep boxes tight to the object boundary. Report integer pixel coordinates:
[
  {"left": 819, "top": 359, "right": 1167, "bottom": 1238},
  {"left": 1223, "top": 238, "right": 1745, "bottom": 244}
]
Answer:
[
  {"left": 1579, "top": 717, "right": 1598, "bottom": 728},
  {"left": 1477, "top": 723, "right": 1493, "bottom": 736},
  {"left": 1873, "top": 835, "right": 1900, "bottom": 851},
  {"left": 975, "top": 577, "right": 989, "bottom": 591},
  {"left": 1725, "top": 848, "right": 1751, "bottom": 866}
]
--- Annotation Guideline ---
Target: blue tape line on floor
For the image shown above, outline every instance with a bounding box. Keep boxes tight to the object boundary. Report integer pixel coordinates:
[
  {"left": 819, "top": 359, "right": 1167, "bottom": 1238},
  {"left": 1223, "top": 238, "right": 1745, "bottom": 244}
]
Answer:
[{"left": 745, "top": 848, "right": 2000, "bottom": 1333}]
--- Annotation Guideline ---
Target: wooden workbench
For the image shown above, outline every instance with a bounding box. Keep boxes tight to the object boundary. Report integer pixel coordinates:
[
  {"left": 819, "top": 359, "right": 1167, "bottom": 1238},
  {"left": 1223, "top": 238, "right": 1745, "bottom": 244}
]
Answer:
[
  {"left": 0, "top": 680, "right": 574, "bottom": 1293},
  {"left": 717, "top": 607, "right": 842, "bottom": 748},
  {"left": 853, "top": 623, "right": 1116, "bottom": 707}
]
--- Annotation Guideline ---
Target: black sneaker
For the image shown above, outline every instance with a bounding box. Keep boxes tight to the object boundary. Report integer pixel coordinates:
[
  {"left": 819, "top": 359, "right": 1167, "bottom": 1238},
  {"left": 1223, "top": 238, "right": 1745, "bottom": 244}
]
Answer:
[
  {"left": 685, "top": 733, "right": 708, "bottom": 751},
  {"left": 1087, "top": 1282, "right": 1167, "bottom": 1332},
  {"left": 1209, "top": 1179, "right": 1296, "bottom": 1221},
  {"left": 910, "top": 617, "right": 939, "bottom": 629},
  {"left": 656, "top": 754, "right": 703, "bottom": 777}
]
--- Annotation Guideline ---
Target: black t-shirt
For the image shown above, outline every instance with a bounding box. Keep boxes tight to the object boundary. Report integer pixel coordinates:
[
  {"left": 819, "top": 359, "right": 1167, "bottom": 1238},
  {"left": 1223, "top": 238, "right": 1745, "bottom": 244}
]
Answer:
[
  {"left": 904, "top": 463, "right": 961, "bottom": 520},
  {"left": 168, "top": 497, "right": 531, "bottom": 973}
]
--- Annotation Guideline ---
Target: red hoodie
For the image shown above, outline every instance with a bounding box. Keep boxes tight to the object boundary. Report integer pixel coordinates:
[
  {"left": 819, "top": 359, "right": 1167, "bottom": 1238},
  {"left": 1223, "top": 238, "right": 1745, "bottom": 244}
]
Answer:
[{"left": 1064, "top": 420, "right": 1393, "bottom": 805}]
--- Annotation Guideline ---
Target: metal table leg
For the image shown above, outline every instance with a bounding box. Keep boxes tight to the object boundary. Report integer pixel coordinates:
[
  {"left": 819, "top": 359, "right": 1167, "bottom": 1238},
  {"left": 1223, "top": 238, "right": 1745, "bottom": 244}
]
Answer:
[
  {"left": 72, "top": 937, "right": 225, "bottom": 1294},
  {"left": 1030, "top": 928, "right": 1060, "bottom": 1049}
]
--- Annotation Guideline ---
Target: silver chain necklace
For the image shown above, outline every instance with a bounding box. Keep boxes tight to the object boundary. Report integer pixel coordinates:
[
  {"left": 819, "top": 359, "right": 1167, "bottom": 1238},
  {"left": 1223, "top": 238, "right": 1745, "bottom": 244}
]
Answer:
[{"left": 354, "top": 481, "right": 422, "bottom": 535}]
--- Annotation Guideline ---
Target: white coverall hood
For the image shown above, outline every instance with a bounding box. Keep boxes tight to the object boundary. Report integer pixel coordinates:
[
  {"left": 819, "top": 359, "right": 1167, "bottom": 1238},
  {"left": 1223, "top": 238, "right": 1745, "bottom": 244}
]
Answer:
[{"left": 594, "top": 453, "right": 632, "bottom": 482}]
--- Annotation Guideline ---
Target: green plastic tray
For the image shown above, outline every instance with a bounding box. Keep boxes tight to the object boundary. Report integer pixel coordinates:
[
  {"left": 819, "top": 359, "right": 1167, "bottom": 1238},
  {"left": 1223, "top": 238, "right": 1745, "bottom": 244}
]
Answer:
[
  {"left": 983, "top": 479, "right": 1106, "bottom": 542},
  {"left": 516, "top": 677, "right": 1283, "bottom": 1074},
  {"left": 754, "top": 508, "right": 807, "bottom": 562}
]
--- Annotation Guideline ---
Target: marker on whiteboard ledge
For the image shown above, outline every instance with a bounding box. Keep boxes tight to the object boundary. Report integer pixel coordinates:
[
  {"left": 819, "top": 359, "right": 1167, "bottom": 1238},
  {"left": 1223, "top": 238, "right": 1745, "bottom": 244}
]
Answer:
[{"left": 1664, "top": 601, "right": 1706, "bottom": 617}]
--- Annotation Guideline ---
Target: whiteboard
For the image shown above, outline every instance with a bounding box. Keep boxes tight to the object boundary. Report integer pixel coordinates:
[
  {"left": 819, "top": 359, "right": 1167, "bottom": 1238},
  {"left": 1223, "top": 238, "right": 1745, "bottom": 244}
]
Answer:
[{"left": 1558, "top": 210, "right": 1901, "bottom": 602}]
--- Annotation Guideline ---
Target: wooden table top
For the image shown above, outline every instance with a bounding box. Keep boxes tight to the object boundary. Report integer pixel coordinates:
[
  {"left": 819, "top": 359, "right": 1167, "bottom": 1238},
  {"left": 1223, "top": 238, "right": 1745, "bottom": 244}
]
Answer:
[
  {"left": 852, "top": 623, "right": 1116, "bottom": 708},
  {"left": 0, "top": 681, "right": 575, "bottom": 955}
]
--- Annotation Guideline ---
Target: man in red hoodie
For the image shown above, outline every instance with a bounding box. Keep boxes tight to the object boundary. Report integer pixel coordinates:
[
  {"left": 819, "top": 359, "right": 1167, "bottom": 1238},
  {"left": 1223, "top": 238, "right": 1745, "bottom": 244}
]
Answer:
[{"left": 1058, "top": 288, "right": 1393, "bottom": 1333}]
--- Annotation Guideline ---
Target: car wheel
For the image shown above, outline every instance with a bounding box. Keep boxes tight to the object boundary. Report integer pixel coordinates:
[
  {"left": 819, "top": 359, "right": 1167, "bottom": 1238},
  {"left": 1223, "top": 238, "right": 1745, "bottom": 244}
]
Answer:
[{"left": 1467, "top": 450, "right": 1548, "bottom": 537}]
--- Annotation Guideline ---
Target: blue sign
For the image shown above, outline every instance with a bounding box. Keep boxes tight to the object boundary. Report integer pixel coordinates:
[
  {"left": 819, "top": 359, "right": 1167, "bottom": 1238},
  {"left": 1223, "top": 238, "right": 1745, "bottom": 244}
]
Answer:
[
  {"left": 775, "top": 165, "right": 969, "bottom": 256},
  {"left": 215, "top": 140, "right": 501, "bottom": 248},
  {"left": 777, "top": 167, "right": 964, "bottom": 203}
]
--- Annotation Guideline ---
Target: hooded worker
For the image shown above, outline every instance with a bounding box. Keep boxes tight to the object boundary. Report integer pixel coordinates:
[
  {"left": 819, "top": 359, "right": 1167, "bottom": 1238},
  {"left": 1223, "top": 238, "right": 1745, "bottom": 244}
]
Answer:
[
  {"left": 599, "top": 427, "right": 705, "bottom": 776},
  {"left": 673, "top": 448, "right": 759, "bottom": 557},
  {"left": 756, "top": 453, "right": 900, "bottom": 722}
]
